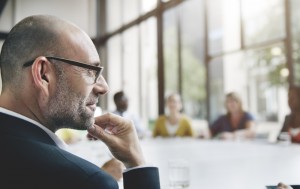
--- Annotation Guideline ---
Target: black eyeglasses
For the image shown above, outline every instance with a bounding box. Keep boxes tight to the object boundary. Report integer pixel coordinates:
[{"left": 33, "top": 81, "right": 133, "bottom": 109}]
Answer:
[{"left": 23, "top": 56, "right": 104, "bottom": 84}]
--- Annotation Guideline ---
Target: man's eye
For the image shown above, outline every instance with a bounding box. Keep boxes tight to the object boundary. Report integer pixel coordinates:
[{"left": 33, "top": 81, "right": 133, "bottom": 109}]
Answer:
[{"left": 87, "top": 69, "right": 96, "bottom": 77}]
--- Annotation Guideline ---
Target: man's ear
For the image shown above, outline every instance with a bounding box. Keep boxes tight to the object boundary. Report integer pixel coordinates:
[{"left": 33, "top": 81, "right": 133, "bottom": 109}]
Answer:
[{"left": 31, "top": 57, "right": 53, "bottom": 97}]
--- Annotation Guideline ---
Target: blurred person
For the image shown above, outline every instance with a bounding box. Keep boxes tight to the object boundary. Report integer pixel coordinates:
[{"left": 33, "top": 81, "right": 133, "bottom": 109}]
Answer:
[
  {"left": 278, "top": 85, "right": 300, "bottom": 143},
  {"left": 0, "top": 15, "right": 160, "bottom": 189},
  {"left": 55, "top": 128, "right": 81, "bottom": 144},
  {"left": 209, "top": 92, "right": 255, "bottom": 140},
  {"left": 112, "top": 91, "right": 148, "bottom": 138},
  {"left": 152, "top": 93, "right": 194, "bottom": 137}
]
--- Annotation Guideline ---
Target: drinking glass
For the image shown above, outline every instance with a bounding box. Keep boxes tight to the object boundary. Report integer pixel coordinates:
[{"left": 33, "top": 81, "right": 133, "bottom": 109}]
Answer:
[
  {"left": 168, "top": 159, "right": 190, "bottom": 189},
  {"left": 278, "top": 132, "right": 291, "bottom": 145}
]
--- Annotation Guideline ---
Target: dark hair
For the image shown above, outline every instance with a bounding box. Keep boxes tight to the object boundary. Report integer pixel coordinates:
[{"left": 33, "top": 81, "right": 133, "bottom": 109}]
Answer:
[{"left": 113, "top": 91, "right": 125, "bottom": 103}]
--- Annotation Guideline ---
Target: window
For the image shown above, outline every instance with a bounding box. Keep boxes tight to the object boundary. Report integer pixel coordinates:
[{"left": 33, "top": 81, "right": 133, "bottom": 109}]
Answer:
[
  {"left": 163, "top": 7, "right": 179, "bottom": 94},
  {"left": 242, "top": 0, "right": 285, "bottom": 46},
  {"left": 141, "top": 0, "right": 156, "bottom": 14},
  {"left": 140, "top": 17, "right": 158, "bottom": 128},
  {"left": 106, "top": 0, "right": 122, "bottom": 32},
  {"left": 180, "top": 0, "right": 206, "bottom": 119},
  {"left": 207, "top": 0, "right": 241, "bottom": 55},
  {"left": 209, "top": 45, "right": 289, "bottom": 123},
  {"left": 107, "top": 35, "right": 122, "bottom": 111},
  {"left": 123, "top": 0, "right": 139, "bottom": 24},
  {"left": 123, "top": 27, "right": 139, "bottom": 115},
  {"left": 102, "top": 0, "right": 294, "bottom": 129}
]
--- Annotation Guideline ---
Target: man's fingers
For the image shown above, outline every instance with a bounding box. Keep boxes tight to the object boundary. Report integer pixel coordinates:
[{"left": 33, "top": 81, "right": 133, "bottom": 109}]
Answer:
[
  {"left": 94, "top": 113, "right": 134, "bottom": 135},
  {"left": 94, "top": 113, "right": 120, "bottom": 128},
  {"left": 87, "top": 124, "right": 111, "bottom": 142},
  {"left": 86, "top": 133, "right": 98, "bottom": 140}
]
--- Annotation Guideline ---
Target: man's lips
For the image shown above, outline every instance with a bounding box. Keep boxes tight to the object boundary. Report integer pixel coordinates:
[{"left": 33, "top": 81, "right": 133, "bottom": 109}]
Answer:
[{"left": 87, "top": 102, "right": 97, "bottom": 111}]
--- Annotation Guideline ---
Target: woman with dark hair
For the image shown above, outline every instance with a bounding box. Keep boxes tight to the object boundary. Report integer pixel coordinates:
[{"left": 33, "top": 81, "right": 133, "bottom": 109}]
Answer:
[{"left": 209, "top": 92, "right": 255, "bottom": 140}]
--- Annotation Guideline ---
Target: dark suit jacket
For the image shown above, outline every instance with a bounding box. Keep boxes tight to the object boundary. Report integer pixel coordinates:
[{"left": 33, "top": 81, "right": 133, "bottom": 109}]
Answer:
[{"left": 0, "top": 112, "right": 160, "bottom": 189}]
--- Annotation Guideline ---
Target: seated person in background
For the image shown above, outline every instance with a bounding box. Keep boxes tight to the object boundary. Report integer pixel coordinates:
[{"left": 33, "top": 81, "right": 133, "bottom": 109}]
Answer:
[
  {"left": 112, "top": 91, "right": 148, "bottom": 138},
  {"left": 152, "top": 93, "right": 194, "bottom": 137},
  {"left": 278, "top": 85, "right": 300, "bottom": 143},
  {"left": 55, "top": 128, "right": 81, "bottom": 144},
  {"left": 209, "top": 92, "right": 255, "bottom": 140}
]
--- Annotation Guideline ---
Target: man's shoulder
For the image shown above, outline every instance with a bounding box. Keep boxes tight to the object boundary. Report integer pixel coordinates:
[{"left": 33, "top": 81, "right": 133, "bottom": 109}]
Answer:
[{"left": 0, "top": 137, "right": 117, "bottom": 188}]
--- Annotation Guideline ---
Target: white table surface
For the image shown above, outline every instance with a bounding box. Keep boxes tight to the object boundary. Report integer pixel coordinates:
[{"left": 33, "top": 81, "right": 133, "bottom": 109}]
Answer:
[
  {"left": 140, "top": 138, "right": 300, "bottom": 189},
  {"left": 68, "top": 138, "right": 300, "bottom": 189}
]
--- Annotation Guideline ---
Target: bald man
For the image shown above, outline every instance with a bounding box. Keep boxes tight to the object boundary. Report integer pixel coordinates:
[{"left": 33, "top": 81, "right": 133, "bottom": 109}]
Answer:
[{"left": 0, "top": 15, "right": 160, "bottom": 189}]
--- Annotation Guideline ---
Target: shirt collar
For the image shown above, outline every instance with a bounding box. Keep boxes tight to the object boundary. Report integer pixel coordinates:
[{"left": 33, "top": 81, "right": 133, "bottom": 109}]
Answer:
[{"left": 0, "top": 107, "right": 68, "bottom": 150}]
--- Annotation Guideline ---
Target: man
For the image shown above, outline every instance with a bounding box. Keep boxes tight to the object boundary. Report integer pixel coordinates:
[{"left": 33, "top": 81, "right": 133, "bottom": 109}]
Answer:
[
  {"left": 113, "top": 91, "right": 147, "bottom": 138},
  {"left": 0, "top": 15, "right": 160, "bottom": 189}
]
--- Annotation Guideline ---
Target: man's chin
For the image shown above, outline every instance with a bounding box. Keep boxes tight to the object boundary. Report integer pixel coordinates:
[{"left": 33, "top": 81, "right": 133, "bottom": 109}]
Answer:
[{"left": 72, "top": 116, "right": 94, "bottom": 131}]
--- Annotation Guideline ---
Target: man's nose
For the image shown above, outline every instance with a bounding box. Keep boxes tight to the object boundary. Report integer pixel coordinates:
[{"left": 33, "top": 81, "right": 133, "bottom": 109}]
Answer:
[{"left": 93, "top": 76, "right": 109, "bottom": 95}]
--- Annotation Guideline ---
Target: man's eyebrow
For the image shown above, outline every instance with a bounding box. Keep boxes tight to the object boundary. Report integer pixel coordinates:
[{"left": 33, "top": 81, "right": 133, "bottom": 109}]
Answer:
[{"left": 91, "top": 62, "right": 101, "bottom": 67}]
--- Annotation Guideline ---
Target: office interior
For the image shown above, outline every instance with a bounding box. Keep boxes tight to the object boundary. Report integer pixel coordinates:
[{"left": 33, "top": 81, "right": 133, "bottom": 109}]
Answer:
[{"left": 0, "top": 0, "right": 298, "bottom": 138}]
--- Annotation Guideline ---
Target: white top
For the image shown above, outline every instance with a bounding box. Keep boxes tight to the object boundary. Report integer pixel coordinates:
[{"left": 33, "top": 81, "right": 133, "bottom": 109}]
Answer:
[
  {"left": 165, "top": 121, "right": 179, "bottom": 136},
  {"left": 0, "top": 107, "right": 68, "bottom": 149}
]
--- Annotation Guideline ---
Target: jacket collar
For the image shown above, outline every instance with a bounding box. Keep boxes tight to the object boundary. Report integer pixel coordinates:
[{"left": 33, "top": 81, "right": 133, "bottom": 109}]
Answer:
[{"left": 0, "top": 107, "right": 67, "bottom": 149}]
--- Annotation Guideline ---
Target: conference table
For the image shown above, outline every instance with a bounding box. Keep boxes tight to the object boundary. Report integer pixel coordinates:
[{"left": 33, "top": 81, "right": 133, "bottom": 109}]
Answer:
[
  {"left": 68, "top": 137, "right": 300, "bottom": 189},
  {"left": 141, "top": 138, "right": 300, "bottom": 189}
]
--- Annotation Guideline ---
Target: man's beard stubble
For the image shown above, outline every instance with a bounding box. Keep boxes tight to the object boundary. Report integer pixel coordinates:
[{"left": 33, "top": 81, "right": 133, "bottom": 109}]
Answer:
[{"left": 46, "top": 78, "right": 94, "bottom": 131}]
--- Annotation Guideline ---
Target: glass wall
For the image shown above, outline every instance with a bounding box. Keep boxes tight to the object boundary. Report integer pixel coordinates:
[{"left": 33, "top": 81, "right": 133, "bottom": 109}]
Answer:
[
  {"left": 179, "top": 0, "right": 206, "bottom": 119},
  {"left": 163, "top": 7, "right": 179, "bottom": 94},
  {"left": 106, "top": 0, "right": 122, "bottom": 32},
  {"left": 123, "top": 0, "right": 139, "bottom": 24},
  {"left": 141, "top": 0, "right": 157, "bottom": 13},
  {"left": 207, "top": 0, "right": 241, "bottom": 55},
  {"left": 123, "top": 26, "right": 140, "bottom": 117},
  {"left": 101, "top": 0, "right": 296, "bottom": 131},
  {"left": 244, "top": 44, "right": 288, "bottom": 122},
  {"left": 209, "top": 45, "right": 288, "bottom": 124},
  {"left": 140, "top": 17, "right": 158, "bottom": 128},
  {"left": 106, "top": 35, "right": 122, "bottom": 111},
  {"left": 242, "top": 0, "right": 285, "bottom": 46},
  {"left": 207, "top": 0, "right": 290, "bottom": 124}
]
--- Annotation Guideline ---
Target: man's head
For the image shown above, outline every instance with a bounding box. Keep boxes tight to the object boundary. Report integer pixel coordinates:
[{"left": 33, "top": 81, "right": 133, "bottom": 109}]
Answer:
[
  {"left": 0, "top": 15, "right": 109, "bottom": 131},
  {"left": 113, "top": 91, "right": 128, "bottom": 113}
]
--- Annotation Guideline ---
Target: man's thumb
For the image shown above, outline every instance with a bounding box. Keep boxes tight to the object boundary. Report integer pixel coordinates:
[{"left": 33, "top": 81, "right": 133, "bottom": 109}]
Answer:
[{"left": 87, "top": 124, "right": 109, "bottom": 142}]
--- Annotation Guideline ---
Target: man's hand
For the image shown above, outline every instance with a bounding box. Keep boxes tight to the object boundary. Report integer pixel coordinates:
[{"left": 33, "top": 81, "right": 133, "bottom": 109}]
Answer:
[
  {"left": 88, "top": 113, "right": 146, "bottom": 168},
  {"left": 277, "top": 182, "right": 293, "bottom": 189},
  {"left": 101, "top": 158, "right": 125, "bottom": 181}
]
